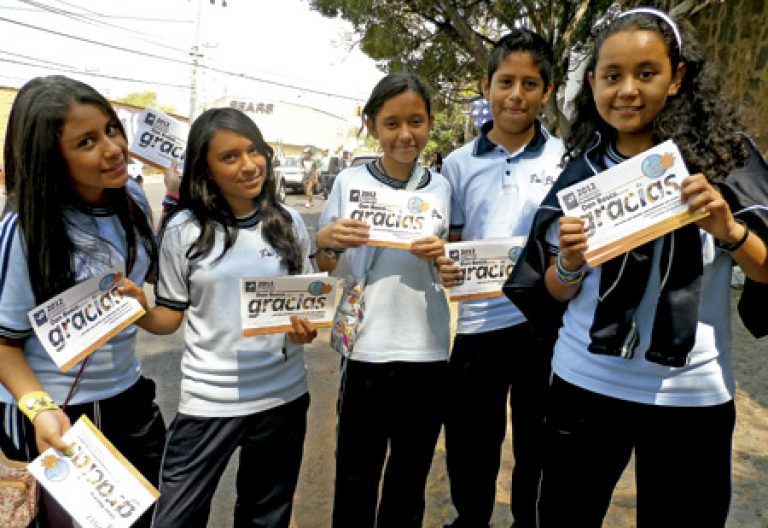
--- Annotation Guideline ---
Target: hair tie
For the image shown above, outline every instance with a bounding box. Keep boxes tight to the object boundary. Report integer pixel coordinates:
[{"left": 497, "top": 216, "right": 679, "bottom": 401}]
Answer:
[{"left": 618, "top": 7, "right": 682, "bottom": 51}]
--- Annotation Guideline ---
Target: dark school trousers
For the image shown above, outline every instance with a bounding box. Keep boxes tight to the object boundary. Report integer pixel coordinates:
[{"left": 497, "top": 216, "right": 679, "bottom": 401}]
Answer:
[
  {"left": 538, "top": 375, "right": 736, "bottom": 528},
  {"left": 0, "top": 375, "right": 166, "bottom": 528},
  {"left": 332, "top": 359, "right": 447, "bottom": 528},
  {"left": 151, "top": 393, "right": 309, "bottom": 528},
  {"left": 444, "top": 324, "right": 552, "bottom": 528}
]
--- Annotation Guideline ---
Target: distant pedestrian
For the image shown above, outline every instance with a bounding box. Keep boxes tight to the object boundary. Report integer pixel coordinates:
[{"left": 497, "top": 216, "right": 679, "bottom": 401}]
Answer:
[
  {"left": 300, "top": 147, "right": 317, "bottom": 208},
  {"left": 429, "top": 151, "right": 443, "bottom": 173}
]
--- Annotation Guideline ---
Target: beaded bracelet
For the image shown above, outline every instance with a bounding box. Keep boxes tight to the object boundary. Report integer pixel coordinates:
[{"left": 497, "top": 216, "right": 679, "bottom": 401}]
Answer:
[
  {"left": 716, "top": 219, "right": 750, "bottom": 252},
  {"left": 17, "top": 390, "right": 59, "bottom": 423},
  {"left": 555, "top": 252, "right": 586, "bottom": 285}
]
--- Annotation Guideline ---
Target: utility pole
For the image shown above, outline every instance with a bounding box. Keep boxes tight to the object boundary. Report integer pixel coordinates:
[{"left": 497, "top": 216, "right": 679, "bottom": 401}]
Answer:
[
  {"left": 189, "top": 0, "right": 226, "bottom": 120},
  {"left": 188, "top": 0, "right": 203, "bottom": 120}
]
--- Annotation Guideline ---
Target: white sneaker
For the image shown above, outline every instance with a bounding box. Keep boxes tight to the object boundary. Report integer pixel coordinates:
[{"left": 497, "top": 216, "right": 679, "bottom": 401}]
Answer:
[{"left": 304, "top": 202, "right": 311, "bottom": 208}]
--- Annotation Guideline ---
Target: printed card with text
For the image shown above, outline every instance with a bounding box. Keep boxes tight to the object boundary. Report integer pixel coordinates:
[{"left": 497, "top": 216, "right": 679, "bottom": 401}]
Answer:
[
  {"left": 27, "top": 416, "right": 160, "bottom": 528},
  {"left": 241, "top": 275, "right": 339, "bottom": 336},
  {"left": 128, "top": 106, "right": 188, "bottom": 169},
  {"left": 444, "top": 238, "right": 526, "bottom": 301},
  {"left": 342, "top": 186, "right": 444, "bottom": 248},
  {"left": 556, "top": 140, "right": 707, "bottom": 266},
  {"left": 28, "top": 267, "right": 145, "bottom": 372}
]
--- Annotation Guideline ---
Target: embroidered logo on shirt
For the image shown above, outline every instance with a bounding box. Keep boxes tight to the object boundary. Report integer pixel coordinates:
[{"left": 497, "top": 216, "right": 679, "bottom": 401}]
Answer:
[{"left": 529, "top": 170, "right": 556, "bottom": 186}]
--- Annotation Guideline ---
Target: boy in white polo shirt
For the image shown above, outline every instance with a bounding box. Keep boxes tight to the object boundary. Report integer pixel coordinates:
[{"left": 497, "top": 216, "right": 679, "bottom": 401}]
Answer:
[{"left": 437, "top": 29, "right": 564, "bottom": 528}]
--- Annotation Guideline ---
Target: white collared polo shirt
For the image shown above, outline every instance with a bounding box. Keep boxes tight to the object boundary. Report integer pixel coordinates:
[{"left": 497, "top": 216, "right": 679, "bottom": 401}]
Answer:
[{"left": 444, "top": 120, "right": 564, "bottom": 334}]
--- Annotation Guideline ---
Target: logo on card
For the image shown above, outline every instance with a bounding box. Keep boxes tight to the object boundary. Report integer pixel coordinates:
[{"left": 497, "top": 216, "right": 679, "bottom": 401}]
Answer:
[
  {"left": 33, "top": 309, "right": 47, "bottom": 326},
  {"left": 349, "top": 189, "right": 361, "bottom": 202},
  {"left": 508, "top": 246, "right": 523, "bottom": 263},
  {"left": 641, "top": 153, "right": 675, "bottom": 179},
  {"left": 448, "top": 249, "right": 460, "bottom": 260},
  {"left": 562, "top": 192, "right": 578, "bottom": 211},
  {"left": 98, "top": 272, "right": 122, "bottom": 292},
  {"left": 407, "top": 197, "right": 429, "bottom": 214},
  {"left": 307, "top": 281, "right": 332, "bottom": 296},
  {"left": 42, "top": 455, "right": 70, "bottom": 482}
]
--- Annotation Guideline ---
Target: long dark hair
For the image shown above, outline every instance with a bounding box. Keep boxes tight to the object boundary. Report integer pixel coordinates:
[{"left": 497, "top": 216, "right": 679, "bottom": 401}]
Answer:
[
  {"left": 177, "top": 107, "right": 303, "bottom": 273},
  {"left": 566, "top": 11, "right": 748, "bottom": 181},
  {"left": 3, "top": 75, "right": 156, "bottom": 303}
]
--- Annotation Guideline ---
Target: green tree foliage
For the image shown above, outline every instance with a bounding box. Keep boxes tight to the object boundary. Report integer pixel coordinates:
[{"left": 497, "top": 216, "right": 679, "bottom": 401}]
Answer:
[
  {"left": 310, "top": 0, "right": 721, "bottom": 142},
  {"left": 114, "top": 91, "right": 177, "bottom": 115}
]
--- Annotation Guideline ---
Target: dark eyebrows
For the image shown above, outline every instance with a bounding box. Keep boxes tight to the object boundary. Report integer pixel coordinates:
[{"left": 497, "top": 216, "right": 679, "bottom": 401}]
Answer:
[{"left": 597, "top": 60, "right": 663, "bottom": 72}]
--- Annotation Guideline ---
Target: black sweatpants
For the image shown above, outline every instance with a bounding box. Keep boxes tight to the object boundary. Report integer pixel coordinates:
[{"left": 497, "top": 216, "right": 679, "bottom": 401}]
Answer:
[
  {"left": 151, "top": 393, "right": 309, "bottom": 528},
  {"left": 444, "top": 324, "right": 552, "bottom": 528},
  {"left": 538, "top": 375, "right": 736, "bottom": 528},
  {"left": 0, "top": 375, "right": 166, "bottom": 528},
  {"left": 332, "top": 359, "right": 447, "bottom": 528}
]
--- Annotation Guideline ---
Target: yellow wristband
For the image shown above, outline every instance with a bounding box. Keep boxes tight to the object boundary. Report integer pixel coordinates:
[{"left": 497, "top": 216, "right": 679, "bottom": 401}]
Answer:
[{"left": 17, "top": 391, "right": 59, "bottom": 423}]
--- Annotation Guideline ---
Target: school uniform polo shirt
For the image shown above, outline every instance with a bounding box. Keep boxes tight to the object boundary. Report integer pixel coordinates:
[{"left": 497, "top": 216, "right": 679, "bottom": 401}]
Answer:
[
  {"left": 444, "top": 120, "right": 564, "bottom": 334},
  {"left": 0, "top": 179, "right": 151, "bottom": 405},
  {"left": 156, "top": 207, "right": 312, "bottom": 418},
  {"left": 546, "top": 147, "right": 735, "bottom": 406},
  {"left": 319, "top": 164, "right": 452, "bottom": 363}
]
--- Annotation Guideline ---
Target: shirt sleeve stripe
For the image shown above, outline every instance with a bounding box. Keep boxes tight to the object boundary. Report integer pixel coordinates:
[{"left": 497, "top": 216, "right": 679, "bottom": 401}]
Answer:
[
  {"left": 154, "top": 297, "right": 189, "bottom": 311},
  {"left": 0, "top": 214, "right": 19, "bottom": 299}
]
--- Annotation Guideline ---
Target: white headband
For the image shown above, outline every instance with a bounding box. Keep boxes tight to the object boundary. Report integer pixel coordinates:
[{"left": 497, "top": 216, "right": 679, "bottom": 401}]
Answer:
[{"left": 618, "top": 7, "right": 683, "bottom": 51}]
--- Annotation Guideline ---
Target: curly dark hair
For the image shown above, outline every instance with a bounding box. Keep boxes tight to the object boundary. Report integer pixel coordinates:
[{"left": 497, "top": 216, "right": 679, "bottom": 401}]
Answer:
[{"left": 565, "top": 11, "right": 749, "bottom": 181}]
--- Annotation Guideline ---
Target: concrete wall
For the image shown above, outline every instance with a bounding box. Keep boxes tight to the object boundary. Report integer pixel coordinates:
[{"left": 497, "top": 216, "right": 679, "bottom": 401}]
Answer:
[{"left": 692, "top": 0, "right": 768, "bottom": 153}]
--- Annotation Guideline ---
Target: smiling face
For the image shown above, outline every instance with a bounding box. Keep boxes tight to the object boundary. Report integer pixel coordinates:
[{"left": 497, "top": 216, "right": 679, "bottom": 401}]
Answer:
[
  {"left": 206, "top": 129, "right": 267, "bottom": 217},
  {"left": 366, "top": 90, "right": 432, "bottom": 179},
  {"left": 589, "top": 29, "right": 684, "bottom": 156},
  {"left": 59, "top": 103, "right": 128, "bottom": 204},
  {"left": 483, "top": 51, "right": 552, "bottom": 149}
]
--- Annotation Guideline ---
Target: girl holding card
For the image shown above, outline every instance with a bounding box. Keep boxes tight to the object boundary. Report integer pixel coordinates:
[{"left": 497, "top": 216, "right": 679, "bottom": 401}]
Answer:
[
  {"left": 316, "top": 72, "right": 451, "bottom": 528},
  {"left": 505, "top": 8, "right": 768, "bottom": 527},
  {"left": 121, "top": 107, "right": 317, "bottom": 528},
  {"left": 0, "top": 75, "right": 166, "bottom": 527}
]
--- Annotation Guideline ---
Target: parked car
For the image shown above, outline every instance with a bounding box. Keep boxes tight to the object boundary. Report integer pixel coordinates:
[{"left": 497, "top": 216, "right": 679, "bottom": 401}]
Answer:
[
  {"left": 274, "top": 156, "right": 304, "bottom": 193},
  {"left": 274, "top": 156, "right": 322, "bottom": 195}
]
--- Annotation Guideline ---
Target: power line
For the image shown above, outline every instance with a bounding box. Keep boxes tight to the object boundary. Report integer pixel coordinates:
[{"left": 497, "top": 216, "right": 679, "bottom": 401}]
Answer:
[
  {"left": 0, "top": 49, "right": 72, "bottom": 69},
  {"left": 19, "top": 0, "right": 190, "bottom": 52},
  {"left": 0, "top": 15, "right": 190, "bottom": 66},
  {"left": 0, "top": 56, "right": 190, "bottom": 89},
  {"left": 0, "top": 15, "right": 368, "bottom": 102},
  {"left": 0, "top": 3, "right": 192, "bottom": 22}
]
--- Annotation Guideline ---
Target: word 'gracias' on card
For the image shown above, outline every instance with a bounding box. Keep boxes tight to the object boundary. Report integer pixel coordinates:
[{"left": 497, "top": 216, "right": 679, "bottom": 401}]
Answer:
[
  {"left": 343, "top": 186, "right": 443, "bottom": 249},
  {"left": 28, "top": 267, "right": 145, "bottom": 372},
  {"left": 556, "top": 140, "right": 707, "bottom": 267},
  {"left": 444, "top": 237, "right": 526, "bottom": 302},
  {"left": 27, "top": 415, "right": 159, "bottom": 528},
  {"left": 241, "top": 274, "right": 339, "bottom": 336}
]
